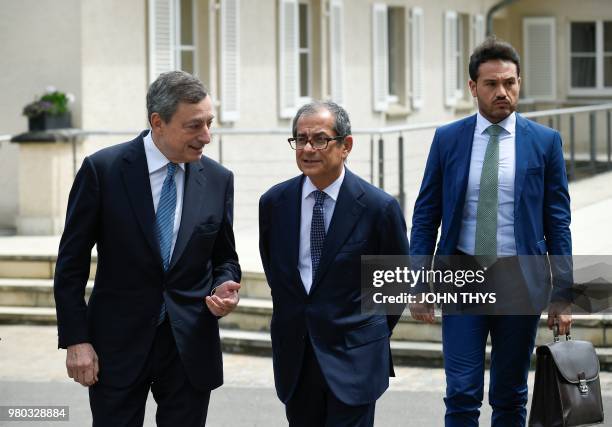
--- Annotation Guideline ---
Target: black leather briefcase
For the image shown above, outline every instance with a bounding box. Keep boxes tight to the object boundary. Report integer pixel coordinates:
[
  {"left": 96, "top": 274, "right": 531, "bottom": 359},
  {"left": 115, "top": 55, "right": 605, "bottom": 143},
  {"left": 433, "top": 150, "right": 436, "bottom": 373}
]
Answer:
[{"left": 529, "top": 328, "right": 604, "bottom": 427}]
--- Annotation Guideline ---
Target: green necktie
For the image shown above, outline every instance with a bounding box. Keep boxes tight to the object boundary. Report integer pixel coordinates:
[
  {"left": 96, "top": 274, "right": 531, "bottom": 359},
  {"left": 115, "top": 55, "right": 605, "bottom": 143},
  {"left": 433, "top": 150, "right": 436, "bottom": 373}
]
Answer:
[{"left": 474, "top": 124, "right": 503, "bottom": 267}]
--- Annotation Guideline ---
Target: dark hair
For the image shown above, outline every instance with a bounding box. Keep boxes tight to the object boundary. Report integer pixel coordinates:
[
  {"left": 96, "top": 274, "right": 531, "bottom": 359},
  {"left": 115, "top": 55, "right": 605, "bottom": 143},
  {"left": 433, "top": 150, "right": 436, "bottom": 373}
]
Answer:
[
  {"left": 468, "top": 36, "right": 520, "bottom": 81},
  {"left": 146, "top": 70, "right": 208, "bottom": 124},
  {"left": 291, "top": 101, "right": 352, "bottom": 139}
]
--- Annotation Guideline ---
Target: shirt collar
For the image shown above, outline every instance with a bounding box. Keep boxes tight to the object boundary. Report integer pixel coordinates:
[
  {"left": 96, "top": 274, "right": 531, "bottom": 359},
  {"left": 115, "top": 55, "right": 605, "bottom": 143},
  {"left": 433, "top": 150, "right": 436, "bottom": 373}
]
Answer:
[
  {"left": 143, "top": 130, "right": 185, "bottom": 174},
  {"left": 476, "top": 111, "right": 516, "bottom": 137},
  {"left": 302, "top": 166, "right": 345, "bottom": 202}
]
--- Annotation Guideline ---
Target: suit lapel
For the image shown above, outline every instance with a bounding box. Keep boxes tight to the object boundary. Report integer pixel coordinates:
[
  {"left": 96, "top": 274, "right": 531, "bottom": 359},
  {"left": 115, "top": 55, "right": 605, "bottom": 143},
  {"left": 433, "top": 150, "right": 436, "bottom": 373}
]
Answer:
[
  {"left": 452, "top": 115, "right": 477, "bottom": 219},
  {"left": 280, "top": 177, "right": 304, "bottom": 289},
  {"left": 120, "top": 138, "right": 162, "bottom": 265},
  {"left": 514, "top": 114, "right": 530, "bottom": 220},
  {"left": 169, "top": 160, "right": 207, "bottom": 269},
  {"left": 311, "top": 169, "right": 365, "bottom": 293}
]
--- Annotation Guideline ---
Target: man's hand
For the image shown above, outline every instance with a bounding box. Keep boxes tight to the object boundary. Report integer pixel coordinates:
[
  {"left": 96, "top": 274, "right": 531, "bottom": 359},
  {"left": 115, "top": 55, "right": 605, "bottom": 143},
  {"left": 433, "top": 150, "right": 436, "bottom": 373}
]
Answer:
[
  {"left": 409, "top": 297, "right": 435, "bottom": 324},
  {"left": 547, "top": 301, "right": 572, "bottom": 336},
  {"left": 205, "top": 281, "right": 241, "bottom": 317},
  {"left": 66, "top": 343, "right": 99, "bottom": 387}
]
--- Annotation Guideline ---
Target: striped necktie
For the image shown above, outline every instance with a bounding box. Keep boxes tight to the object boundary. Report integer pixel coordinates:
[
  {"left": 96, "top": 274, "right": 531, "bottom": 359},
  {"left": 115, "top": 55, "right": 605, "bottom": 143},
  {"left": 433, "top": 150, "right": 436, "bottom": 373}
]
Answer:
[{"left": 156, "top": 162, "right": 178, "bottom": 325}]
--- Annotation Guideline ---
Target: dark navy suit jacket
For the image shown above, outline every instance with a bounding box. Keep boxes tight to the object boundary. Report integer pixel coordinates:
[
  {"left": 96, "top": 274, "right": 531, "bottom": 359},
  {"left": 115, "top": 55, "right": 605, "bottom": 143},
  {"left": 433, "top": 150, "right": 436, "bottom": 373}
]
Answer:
[
  {"left": 54, "top": 131, "right": 241, "bottom": 391},
  {"left": 410, "top": 114, "right": 572, "bottom": 309},
  {"left": 259, "top": 168, "right": 410, "bottom": 406}
]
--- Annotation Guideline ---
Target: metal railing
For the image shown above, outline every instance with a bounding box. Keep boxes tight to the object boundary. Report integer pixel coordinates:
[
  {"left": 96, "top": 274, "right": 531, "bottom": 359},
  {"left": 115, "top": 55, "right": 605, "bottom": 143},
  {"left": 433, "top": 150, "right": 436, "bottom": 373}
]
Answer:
[{"left": 4, "top": 103, "right": 612, "bottom": 216}]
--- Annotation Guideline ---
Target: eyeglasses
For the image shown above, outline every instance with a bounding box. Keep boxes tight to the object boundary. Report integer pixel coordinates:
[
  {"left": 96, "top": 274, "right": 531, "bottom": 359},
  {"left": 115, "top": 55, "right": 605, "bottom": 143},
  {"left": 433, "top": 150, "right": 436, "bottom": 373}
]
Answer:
[{"left": 287, "top": 135, "right": 345, "bottom": 150}]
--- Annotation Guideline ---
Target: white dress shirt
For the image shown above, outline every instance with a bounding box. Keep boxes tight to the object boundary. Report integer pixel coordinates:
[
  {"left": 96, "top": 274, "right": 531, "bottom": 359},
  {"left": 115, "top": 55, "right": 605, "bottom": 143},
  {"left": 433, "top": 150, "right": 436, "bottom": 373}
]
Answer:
[
  {"left": 298, "top": 167, "right": 345, "bottom": 293},
  {"left": 457, "top": 112, "right": 517, "bottom": 256},
  {"left": 144, "top": 130, "right": 185, "bottom": 260}
]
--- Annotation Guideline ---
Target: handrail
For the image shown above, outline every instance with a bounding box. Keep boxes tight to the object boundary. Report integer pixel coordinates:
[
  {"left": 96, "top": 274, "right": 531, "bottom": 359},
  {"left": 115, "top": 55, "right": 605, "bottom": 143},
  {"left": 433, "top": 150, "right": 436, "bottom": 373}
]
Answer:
[{"left": 5, "top": 103, "right": 612, "bottom": 139}]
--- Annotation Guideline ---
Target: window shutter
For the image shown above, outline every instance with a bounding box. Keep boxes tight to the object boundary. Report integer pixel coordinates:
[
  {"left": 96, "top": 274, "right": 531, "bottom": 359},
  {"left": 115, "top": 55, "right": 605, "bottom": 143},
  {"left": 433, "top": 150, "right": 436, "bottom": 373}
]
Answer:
[
  {"left": 329, "top": 0, "right": 344, "bottom": 104},
  {"left": 410, "top": 7, "right": 424, "bottom": 110},
  {"left": 372, "top": 3, "right": 388, "bottom": 112},
  {"left": 278, "top": 0, "right": 299, "bottom": 118},
  {"left": 523, "top": 17, "right": 556, "bottom": 100},
  {"left": 148, "top": 0, "right": 176, "bottom": 84},
  {"left": 472, "top": 14, "right": 485, "bottom": 48},
  {"left": 220, "top": 0, "right": 240, "bottom": 122},
  {"left": 444, "top": 10, "right": 458, "bottom": 107}
]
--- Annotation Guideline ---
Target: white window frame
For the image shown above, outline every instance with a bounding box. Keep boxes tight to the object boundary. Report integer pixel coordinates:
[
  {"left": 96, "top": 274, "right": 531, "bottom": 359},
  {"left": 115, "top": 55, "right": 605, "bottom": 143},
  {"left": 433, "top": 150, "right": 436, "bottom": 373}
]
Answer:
[
  {"left": 298, "top": 0, "right": 313, "bottom": 103},
  {"left": 568, "top": 20, "right": 612, "bottom": 96},
  {"left": 175, "top": 0, "right": 198, "bottom": 74}
]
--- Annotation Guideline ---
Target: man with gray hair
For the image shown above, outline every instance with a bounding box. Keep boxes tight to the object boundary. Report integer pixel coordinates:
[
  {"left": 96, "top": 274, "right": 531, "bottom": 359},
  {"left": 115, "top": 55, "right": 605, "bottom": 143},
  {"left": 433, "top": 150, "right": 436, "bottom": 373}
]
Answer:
[
  {"left": 54, "top": 70, "right": 241, "bottom": 426},
  {"left": 259, "top": 101, "right": 410, "bottom": 426}
]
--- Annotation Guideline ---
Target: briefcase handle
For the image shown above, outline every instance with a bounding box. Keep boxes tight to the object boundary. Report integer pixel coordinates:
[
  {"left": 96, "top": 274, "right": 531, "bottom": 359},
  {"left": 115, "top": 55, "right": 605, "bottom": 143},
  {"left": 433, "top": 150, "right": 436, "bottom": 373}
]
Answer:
[{"left": 553, "top": 323, "right": 572, "bottom": 343}]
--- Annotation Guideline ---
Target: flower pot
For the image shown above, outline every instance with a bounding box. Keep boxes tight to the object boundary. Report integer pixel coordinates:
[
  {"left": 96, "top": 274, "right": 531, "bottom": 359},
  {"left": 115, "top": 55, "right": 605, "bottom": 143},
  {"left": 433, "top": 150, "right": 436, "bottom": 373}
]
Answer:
[{"left": 28, "top": 112, "right": 72, "bottom": 131}]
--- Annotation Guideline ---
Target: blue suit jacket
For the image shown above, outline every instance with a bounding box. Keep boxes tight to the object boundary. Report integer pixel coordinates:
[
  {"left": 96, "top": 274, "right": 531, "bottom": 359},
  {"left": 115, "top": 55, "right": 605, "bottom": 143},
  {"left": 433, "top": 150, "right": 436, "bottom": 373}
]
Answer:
[
  {"left": 54, "top": 131, "right": 241, "bottom": 391},
  {"left": 259, "top": 168, "right": 410, "bottom": 406},
  {"left": 410, "top": 114, "right": 572, "bottom": 309}
]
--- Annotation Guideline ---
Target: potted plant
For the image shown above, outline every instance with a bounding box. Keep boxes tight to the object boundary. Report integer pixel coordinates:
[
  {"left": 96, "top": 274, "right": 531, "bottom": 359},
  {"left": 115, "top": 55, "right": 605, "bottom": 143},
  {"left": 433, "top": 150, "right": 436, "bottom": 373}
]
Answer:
[{"left": 22, "top": 86, "right": 75, "bottom": 131}]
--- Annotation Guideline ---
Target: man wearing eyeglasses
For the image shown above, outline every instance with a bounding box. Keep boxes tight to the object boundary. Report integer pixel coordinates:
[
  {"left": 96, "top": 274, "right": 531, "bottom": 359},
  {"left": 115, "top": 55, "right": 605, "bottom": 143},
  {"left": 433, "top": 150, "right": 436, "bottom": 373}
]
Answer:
[{"left": 259, "top": 101, "right": 410, "bottom": 426}]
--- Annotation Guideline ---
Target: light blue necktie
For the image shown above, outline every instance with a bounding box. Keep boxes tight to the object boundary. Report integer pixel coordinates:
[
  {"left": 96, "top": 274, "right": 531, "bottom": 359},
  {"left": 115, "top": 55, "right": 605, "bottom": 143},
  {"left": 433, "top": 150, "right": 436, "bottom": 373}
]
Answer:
[
  {"left": 156, "top": 162, "right": 178, "bottom": 325},
  {"left": 474, "top": 124, "right": 503, "bottom": 267},
  {"left": 310, "top": 190, "right": 327, "bottom": 283}
]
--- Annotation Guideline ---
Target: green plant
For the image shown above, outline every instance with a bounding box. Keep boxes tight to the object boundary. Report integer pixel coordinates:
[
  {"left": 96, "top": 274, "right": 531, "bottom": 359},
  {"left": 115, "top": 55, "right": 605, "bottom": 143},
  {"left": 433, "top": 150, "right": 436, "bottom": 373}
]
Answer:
[{"left": 22, "top": 87, "right": 74, "bottom": 118}]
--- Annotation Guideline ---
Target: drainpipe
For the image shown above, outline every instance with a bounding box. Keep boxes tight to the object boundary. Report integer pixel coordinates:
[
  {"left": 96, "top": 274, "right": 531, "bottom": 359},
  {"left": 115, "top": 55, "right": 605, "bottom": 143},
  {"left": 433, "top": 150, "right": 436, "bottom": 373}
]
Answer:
[{"left": 486, "top": 0, "right": 519, "bottom": 36}]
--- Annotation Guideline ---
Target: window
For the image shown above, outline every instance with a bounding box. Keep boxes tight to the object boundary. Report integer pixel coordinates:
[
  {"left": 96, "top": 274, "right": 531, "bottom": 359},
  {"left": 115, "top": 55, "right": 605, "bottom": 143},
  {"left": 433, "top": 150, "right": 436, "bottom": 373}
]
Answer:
[
  {"left": 445, "top": 11, "right": 483, "bottom": 106},
  {"left": 148, "top": 0, "right": 197, "bottom": 82},
  {"left": 279, "top": 0, "right": 323, "bottom": 118},
  {"left": 387, "top": 8, "right": 405, "bottom": 104},
  {"left": 570, "top": 21, "right": 612, "bottom": 93},
  {"left": 177, "top": 0, "right": 196, "bottom": 73},
  {"left": 298, "top": 1, "right": 312, "bottom": 100},
  {"left": 372, "top": 4, "right": 407, "bottom": 112},
  {"left": 149, "top": 0, "right": 240, "bottom": 122}
]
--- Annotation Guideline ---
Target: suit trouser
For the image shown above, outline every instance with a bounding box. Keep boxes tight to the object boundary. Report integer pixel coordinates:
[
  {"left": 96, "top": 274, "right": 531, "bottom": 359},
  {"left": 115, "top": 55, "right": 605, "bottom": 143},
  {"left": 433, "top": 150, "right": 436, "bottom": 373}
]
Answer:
[
  {"left": 442, "top": 255, "right": 540, "bottom": 426},
  {"left": 89, "top": 319, "right": 211, "bottom": 427},
  {"left": 285, "top": 339, "right": 376, "bottom": 427},
  {"left": 442, "top": 314, "right": 539, "bottom": 427}
]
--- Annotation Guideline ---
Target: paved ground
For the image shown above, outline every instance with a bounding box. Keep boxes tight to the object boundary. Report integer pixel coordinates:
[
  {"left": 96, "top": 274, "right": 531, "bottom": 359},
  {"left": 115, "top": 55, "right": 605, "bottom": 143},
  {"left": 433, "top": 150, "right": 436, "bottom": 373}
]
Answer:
[
  {"left": 0, "top": 171, "right": 611, "bottom": 426},
  {"left": 1, "top": 325, "right": 612, "bottom": 426}
]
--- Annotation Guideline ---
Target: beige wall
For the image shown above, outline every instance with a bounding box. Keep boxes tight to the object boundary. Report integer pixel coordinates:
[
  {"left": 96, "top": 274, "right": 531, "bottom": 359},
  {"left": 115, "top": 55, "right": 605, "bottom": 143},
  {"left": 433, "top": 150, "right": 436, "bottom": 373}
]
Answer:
[
  {"left": 0, "top": 0, "right": 82, "bottom": 229},
  {"left": 80, "top": 0, "right": 148, "bottom": 131}
]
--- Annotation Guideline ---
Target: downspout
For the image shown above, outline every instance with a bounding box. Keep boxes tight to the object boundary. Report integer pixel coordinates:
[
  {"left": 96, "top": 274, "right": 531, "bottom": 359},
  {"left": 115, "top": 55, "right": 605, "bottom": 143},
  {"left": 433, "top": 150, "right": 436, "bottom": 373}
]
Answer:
[{"left": 486, "top": 0, "right": 519, "bottom": 36}]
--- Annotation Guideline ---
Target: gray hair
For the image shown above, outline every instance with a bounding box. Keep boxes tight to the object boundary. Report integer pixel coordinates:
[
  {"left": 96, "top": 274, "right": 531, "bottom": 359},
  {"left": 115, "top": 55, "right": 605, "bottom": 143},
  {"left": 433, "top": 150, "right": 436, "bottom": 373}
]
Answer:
[
  {"left": 146, "top": 70, "right": 208, "bottom": 124},
  {"left": 291, "top": 101, "right": 352, "bottom": 139}
]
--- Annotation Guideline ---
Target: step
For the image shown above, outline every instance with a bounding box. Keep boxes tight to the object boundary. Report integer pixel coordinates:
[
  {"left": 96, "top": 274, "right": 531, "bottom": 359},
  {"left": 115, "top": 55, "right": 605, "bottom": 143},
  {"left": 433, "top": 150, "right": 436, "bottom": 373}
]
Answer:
[
  {"left": 218, "top": 329, "right": 612, "bottom": 371},
  {"left": 0, "top": 256, "right": 269, "bottom": 298},
  {"left": 2, "top": 306, "right": 610, "bottom": 370},
  {"left": 1, "top": 301, "right": 611, "bottom": 349},
  {"left": 0, "top": 273, "right": 269, "bottom": 307}
]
